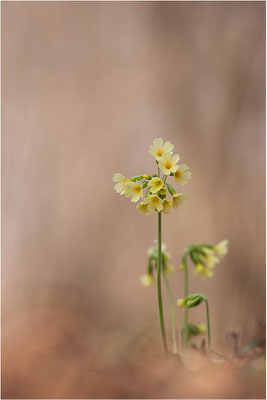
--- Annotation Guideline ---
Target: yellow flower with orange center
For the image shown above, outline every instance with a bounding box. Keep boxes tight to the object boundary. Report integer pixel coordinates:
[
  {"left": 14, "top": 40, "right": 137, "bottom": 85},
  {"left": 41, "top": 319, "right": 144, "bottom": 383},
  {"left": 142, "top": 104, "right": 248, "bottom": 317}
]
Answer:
[
  {"left": 143, "top": 195, "right": 163, "bottom": 213},
  {"left": 174, "top": 164, "right": 192, "bottom": 185},
  {"left": 158, "top": 152, "right": 180, "bottom": 175},
  {"left": 172, "top": 193, "right": 189, "bottom": 209},
  {"left": 124, "top": 182, "right": 143, "bottom": 202},
  {"left": 149, "top": 137, "right": 174, "bottom": 161}
]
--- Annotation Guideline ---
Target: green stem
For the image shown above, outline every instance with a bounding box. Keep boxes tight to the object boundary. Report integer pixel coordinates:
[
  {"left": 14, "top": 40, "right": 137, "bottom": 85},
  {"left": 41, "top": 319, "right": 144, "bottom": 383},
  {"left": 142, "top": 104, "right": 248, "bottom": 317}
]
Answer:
[
  {"left": 184, "top": 256, "right": 189, "bottom": 354},
  {"left": 205, "top": 298, "right": 211, "bottom": 354},
  {"left": 162, "top": 269, "right": 177, "bottom": 354},
  {"left": 157, "top": 211, "right": 169, "bottom": 362}
]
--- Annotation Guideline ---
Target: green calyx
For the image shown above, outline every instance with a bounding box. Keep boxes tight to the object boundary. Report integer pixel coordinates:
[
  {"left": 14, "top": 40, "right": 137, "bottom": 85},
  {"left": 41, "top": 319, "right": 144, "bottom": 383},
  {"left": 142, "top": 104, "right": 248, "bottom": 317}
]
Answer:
[{"left": 167, "top": 183, "right": 176, "bottom": 196}]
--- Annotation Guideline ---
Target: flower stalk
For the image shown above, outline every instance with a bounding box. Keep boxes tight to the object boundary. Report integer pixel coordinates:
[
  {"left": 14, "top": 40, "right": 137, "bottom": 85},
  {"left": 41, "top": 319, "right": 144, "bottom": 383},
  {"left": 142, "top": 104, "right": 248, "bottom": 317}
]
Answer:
[
  {"left": 162, "top": 268, "right": 177, "bottom": 354},
  {"left": 157, "top": 211, "right": 169, "bottom": 362}
]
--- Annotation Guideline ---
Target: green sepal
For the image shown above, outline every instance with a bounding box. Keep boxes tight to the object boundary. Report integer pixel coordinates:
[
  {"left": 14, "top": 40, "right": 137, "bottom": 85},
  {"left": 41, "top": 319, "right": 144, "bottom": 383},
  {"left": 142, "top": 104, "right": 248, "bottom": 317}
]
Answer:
[
  {"left": 130, "top": 175, "right": 144, "bottom": 181},
  {"left": 142, "top": 181, "right": 148, "bottom": 188},
  {"left": 184, "top": 294, "right": 206, "bottom": 308},
  {"left": 145, "top": 188, "right": 152, "bottom": 197},
  {"left": 183, "top": 323, "right": 201, "bottom": 338},
  {"left": 167, "top": 183, "right": 176, "bottom": 196}
]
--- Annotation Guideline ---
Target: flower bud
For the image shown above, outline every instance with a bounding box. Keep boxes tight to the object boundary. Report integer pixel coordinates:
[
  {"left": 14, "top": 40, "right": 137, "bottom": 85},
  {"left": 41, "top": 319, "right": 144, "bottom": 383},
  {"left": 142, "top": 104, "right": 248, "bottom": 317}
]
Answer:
[
  {"left": 167, "top": 183, "right": 176, "bottom": 196},
  {"left": 180, "top": 263, "right": 185, "bottom": 271},
  {"left": 131, "top": 175, "right": 144, "bottom": 181},
  {"left": 198, "top": 324, "right": 207, "bottom": 335},
  {"left": 143, "top": 174, "right": 151, "bottom": 180},
  {"left": 142, "top": 181, "right": 148, "bottom": 188},
  {"left": 177, "top": 299, "right": 186, "bottom": 307}
]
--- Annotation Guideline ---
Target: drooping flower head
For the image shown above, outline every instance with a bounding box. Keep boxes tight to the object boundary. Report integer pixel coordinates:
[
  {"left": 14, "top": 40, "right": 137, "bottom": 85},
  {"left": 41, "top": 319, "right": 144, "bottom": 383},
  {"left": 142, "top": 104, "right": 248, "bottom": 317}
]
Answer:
[
  {"left": 140, "top": 242, "right": 174, "bottom": 287},
  {"left": 180, "top": 241, "right": 229, "bottom": 280}
]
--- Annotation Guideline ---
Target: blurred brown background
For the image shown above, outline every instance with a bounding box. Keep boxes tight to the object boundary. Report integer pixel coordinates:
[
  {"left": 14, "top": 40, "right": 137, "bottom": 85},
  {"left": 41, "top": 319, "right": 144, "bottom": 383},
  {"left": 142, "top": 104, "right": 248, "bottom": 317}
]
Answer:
[{"left": 2, "top": 1, "right": 265, "bottom": 398}]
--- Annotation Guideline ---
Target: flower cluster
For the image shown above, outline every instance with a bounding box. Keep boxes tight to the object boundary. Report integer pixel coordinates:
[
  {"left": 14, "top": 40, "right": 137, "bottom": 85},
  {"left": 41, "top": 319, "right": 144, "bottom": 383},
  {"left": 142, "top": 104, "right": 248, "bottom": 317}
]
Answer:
[
  {"left": 140, "top": 243, "right": 174, "bottom": 286},
  {"left": 181, "top": 240, "right": 229, "bottom": 279},
  {"left": 112, "top": 138, "right": 191, "bottom": 215}
]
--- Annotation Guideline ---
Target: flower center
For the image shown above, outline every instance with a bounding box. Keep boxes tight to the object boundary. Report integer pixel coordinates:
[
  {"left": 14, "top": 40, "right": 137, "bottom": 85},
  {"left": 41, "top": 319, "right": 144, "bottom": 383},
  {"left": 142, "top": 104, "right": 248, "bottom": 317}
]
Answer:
[
  {"left": 157, "top": 149, "right": 163, "bottom": 156},
  {"left": 165, "top": 162, "right": 172, "bottom": 169}
]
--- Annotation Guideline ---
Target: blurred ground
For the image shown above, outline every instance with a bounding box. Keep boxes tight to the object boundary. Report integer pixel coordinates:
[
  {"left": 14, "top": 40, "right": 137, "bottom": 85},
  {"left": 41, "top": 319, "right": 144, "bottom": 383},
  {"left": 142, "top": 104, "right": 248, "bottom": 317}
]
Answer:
[{"left": 2, "top": 1, "right": 266, "bottom": 398}]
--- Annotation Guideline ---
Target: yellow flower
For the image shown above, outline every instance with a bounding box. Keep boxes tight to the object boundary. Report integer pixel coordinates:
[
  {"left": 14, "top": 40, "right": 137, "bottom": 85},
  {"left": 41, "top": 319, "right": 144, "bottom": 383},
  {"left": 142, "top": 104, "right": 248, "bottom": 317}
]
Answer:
[
  {"left": 214, "top": 239, "right": 229, "bottom": 258},
  {"left": 124, "top": 182, "right": 143, "bottom": 202},
  {"left": 180, "top": 263, "right": 185, "bottom": 271},
  {"left": 148, "top": 177, "right": 164, "bottom": 194},
  {"left": 177, "top": 299, "right": 186, "bottom": 307},
  {"left": 174, "top": 164, "right": 192, "bottom": 185},
  {"left": 143, "top": 195, "right": 163, "bottom": 213},
  {"left": 159, "top": 186, "right": 167, "bottom": 195},
  {"left": 158, "top": 152, "right": 180, "bottom": 175},
  {"left": 172, "top": 193, "right": 189, "bottom": 209},
  {"left": 112, "top": 173, "right": 130, "bottom": 194},
  {"left": 202, "top": 247, "right": 219, "bottom": 268},
  {"left": 149, "top": 137, "right": 174, "bottom": 161},
  {"left": 194, "top": 263, "right": 214, "bottom": 279},
  {"left": 162, "top": 199, "right": 171, "bottom": 214},
  {"left": 136, "top": 202, "right": 152, "bottom": 215},
  {"left": 194, "top": 263, "right": 205, "bottom": 275},
  {"left": 198, "top": 324, "right": 207, "bottom": 335},
  {"left": 164, "top": 264, "right": 175, "bottom": 275},
  {"left": 140, "top": 274, "right": 154, "bottom": 286}
]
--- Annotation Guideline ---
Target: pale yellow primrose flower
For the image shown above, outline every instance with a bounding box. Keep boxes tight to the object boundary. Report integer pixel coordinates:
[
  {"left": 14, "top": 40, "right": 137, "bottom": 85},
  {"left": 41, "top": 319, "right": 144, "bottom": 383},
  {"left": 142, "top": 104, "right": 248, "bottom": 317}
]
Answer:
[
  {"left": 112, "top": 173, "right": 130, "bottom": 194},
  {"left": 159, "top": 186, "right": 167, "bottom": 195},
  {"left": 158, "top": 152, "right": 180, "bottom": 175},
  {"left": 194, "top": 263, "right": 214, "bottom": 279},
  {"left": 136, "top": 202, "right": 152, "bottom": 215},
  {"left": 172, "top": 193, "right": 189, "bottom": 209},
  {"left": 124, "top": 182, "right": 143, "bottom": 202},
  {"left": 174, "top": 164, "right": 192, "bottom": 185},
  {"left": 202, "top": 247, "right": 219, "bottom": 268},
  {"left": 149, "top": 137, "right": 174, "bottom": 161},
  {"left": 140, "top": 274, "right": 154, "bottom": 286},
  {"left": 214, "top": 239, "right": 229, "bottom": 258},
  {"left": 148, "top": 177, "right": 164, "bottom": 194},
  {"left": 162, "top": 199, "right": 172, "bottom": 214},
  {"left": 194, "top": 263, "right": 205, "bottom": 275},
  {"left": 143, "top": 195, "right": 163, "bottom": 213}
]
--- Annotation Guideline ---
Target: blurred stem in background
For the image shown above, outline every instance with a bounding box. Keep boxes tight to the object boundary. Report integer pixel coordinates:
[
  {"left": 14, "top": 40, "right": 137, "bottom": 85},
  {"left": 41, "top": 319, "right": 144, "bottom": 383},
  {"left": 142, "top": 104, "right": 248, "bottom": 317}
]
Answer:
[
  {"left": 162, "top": 268, "right": 178, "bottom": 354},
  {"left": 205, "top": 298, "right": 211, "bottom": 353},
  {"left": 157, "top": 211, "right": 169, "bottom": 362},
  {"left": 183, "top": 255, "right": 189, "bottom": 355}
]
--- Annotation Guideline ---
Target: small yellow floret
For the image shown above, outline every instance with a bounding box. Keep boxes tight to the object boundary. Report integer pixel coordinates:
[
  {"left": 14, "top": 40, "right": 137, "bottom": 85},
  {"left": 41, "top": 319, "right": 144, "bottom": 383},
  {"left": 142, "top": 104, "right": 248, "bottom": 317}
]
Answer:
[
  {"left": 180, "top": 263, "right": 185, "bottom": 271},
  {"left": 198, "top": 324, "right": 207, "bottom": 335},
  {"left": 158, "top": 152, "right": 180, "bottom": 175},
  {"left": 148, "top": 177, "right": 164, "bottom": 194},
  {"left": 174, "top": 164, "right": 192, "bottom": 185},
  {"left": 177, "top": 299, "right": 186, "bottom": 307},
  {"left": 214, "top": 240, "right": 229, "bottom": 258},
  {"left": 136, "top": 202, "right": 151, "bottom": 215},
  {"left": 149, "top": 138, "right": 174, "bottom": 161},
  {"left": 162, "top": 199, "right": 172, "bottom": 214},
  {"left": 165, "top": 264, "right": 175, "bottom": 275},
  {"left": 140, "top": 274, "right": 154, "bottom": 287},
  {"left": 172, "top": 193, "right": 189, "bottom": 209},
  {"left": 112, "top": 173, "right": 130, "bottom": 194},
  {"left": 124, "top": 182, "right": 143, "bottom": 202},
  {"left": 143, "top": 195, "right": 163, "bottom": 213}
]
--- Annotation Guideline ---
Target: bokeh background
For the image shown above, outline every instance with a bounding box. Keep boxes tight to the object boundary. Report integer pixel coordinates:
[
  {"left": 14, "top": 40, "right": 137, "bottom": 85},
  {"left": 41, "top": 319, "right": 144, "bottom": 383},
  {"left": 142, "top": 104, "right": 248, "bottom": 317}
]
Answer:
[{"left": 2, "top": 1, "right": 265, "bottom": 398}]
